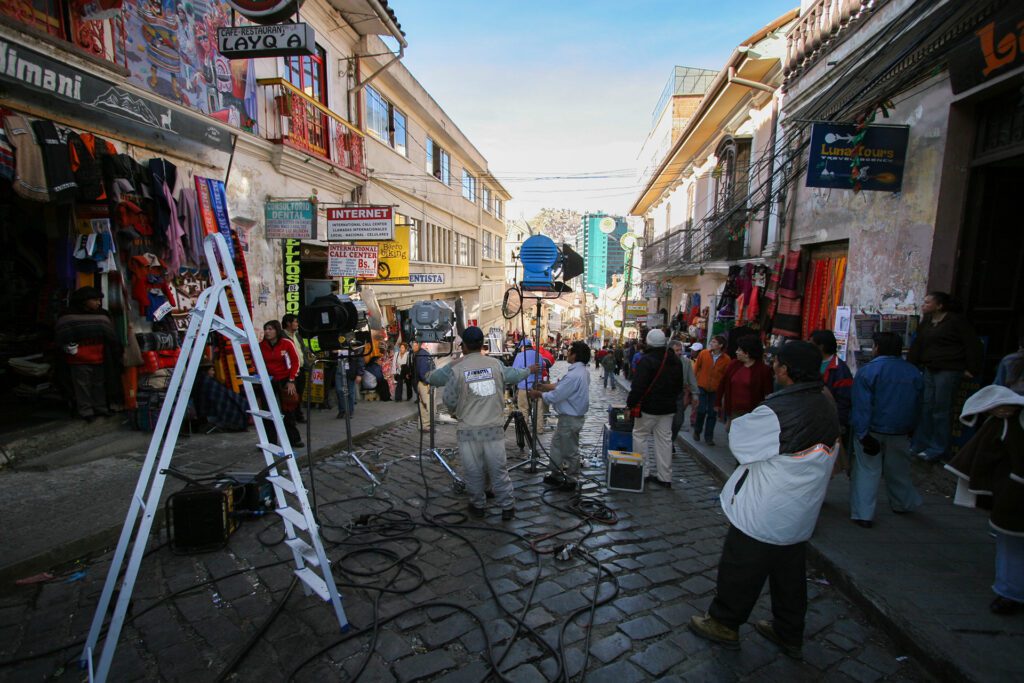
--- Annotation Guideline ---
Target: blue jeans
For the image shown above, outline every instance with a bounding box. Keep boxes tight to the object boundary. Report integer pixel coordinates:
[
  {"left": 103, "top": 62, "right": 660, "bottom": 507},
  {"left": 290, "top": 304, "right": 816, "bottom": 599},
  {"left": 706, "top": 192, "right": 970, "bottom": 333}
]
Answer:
[
  {"left": 912, "top": 369, "right": 960, "bottom": 461},
  {"left": 849, "top": 432, "right": 922, "bottom": 521},
  {"left": 994, "top": 530, "right": 1024, "bottom": 602},
  {"left": 603, "top": 367, "right": 614, "bottom": 388},
  {"left": 695, "top": 388, "right": 717, "bottom": 441},
  {"left": 335, "top": 377, "right": 356, "bottom": 416}
]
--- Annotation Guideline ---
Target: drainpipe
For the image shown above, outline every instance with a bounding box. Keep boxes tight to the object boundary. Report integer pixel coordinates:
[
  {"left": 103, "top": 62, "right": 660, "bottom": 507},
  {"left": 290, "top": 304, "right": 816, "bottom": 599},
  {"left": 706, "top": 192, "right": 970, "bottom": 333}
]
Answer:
[
  {"left": 761, "top": 94, "right": 779, "bottom": 252},
  {"left": 727, "top": 67, "right": 775, "bottom": 93},
  {"left": 353, "top": 0, "right": 407, "bottom": 95}
]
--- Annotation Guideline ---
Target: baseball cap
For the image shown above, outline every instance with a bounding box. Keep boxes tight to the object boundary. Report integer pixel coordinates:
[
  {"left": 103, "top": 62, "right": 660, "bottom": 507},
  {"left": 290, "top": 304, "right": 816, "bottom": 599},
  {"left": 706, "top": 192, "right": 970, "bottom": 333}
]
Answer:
[
  {"left": 769, "top": 340, "right": 822, "bottom": 379},
  {"left": 462, "top": 326, "right": 484, "bottom": 344},
  {"left": 646, "top": 328, "right": 667, "bottom": 348},
  {"left": 521, "top": 338, "right": 533, "bottom": 347},
  {"left": 689, "top": 342, "right": 703, "bottom": 352}
]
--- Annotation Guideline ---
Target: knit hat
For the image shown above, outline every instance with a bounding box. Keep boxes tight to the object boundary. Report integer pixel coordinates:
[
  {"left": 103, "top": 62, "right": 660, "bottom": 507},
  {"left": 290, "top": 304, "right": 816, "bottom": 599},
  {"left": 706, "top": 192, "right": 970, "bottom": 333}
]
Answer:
[
  {"left": 959, "top": 385, "right": 1024, "bottom": 430},
  {"left": 462, "top": 326, "right": 484, "bottom": 345},
  {"left": 646, "top": 328, "right": 667, "bottom": 348}
]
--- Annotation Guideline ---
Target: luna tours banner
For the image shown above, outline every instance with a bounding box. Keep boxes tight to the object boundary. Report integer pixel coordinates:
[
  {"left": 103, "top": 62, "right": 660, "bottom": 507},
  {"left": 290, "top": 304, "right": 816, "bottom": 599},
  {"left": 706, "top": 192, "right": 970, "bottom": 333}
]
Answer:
[{"left": 806, "top": 123, "right": 909, "bottom": 193}]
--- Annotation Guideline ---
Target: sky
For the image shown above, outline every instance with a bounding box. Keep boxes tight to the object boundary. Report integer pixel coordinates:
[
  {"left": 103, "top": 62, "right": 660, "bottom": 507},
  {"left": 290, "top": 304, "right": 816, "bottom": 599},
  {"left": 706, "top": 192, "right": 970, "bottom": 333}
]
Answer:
[{"left": 388, "top": 0, "right": 797, "bottom": 221}]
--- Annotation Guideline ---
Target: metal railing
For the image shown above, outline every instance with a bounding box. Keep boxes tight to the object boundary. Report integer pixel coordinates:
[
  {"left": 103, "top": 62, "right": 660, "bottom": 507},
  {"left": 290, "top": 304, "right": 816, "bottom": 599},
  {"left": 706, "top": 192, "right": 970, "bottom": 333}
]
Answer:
[{"left": 257, "top": 78, "right": 366, "bottom": 178}]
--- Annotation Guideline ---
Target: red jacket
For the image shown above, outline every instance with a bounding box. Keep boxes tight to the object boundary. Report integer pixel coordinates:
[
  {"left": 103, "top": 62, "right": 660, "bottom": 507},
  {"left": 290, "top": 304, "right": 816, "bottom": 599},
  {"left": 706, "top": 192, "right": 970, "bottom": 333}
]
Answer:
[
  {"left": 260, "top": 338, "right": 299, "bottom": 381},
  {"left": 716, "top": 359, "right": 774, "bottom": 415}
]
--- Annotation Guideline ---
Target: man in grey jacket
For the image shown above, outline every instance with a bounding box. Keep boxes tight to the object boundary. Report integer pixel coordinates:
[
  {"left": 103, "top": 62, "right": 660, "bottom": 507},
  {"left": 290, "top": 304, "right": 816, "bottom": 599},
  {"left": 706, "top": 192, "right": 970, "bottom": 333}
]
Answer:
[
  {"left": 669, "top": 339, "right": 700, "bottom": 440},
  {"left": 427, "top": 327, "right": 535, "bottom": 520}
]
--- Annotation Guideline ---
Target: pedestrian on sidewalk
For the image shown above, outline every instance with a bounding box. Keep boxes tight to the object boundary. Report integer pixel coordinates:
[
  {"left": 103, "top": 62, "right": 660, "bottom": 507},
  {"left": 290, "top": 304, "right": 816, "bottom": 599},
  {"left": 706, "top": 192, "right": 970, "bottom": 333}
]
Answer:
[
  {"left": 690, "top": 340, "right": 840, "bottom": 659},
  {"left": 54, "top": 286, "right": 122, "bottom": 421},
  {"left": 626, "top": 329, "right": 683, "bottom": 488},
  {"left": 393, "top": 342, "right": 415, "bottom": 401},
  {"left": 334, "top": 346, "right": 362, "bottom": 419},
  {"left": 946, "top": 385, "right": 1024, "bottom": 615},
  {"left": 426, "top": 326, "right": 535, "bottom": 520},
  {"left": 281, "top": 314, "right": 306, "bottom": 423},
  {"left": 811, "top": 329, "right": 853, "bottom": 432},
  {"left": 600, "top": 346, "right": 617, "bottom": 389},
  {"left": 908, "top": 291, "right": 983, "bottom": 462},
  {"left": 849, "top": 332, "right": 924, "bottom": 528},
  {"left": 693, "top": 335, "right": 731, "bottom": 446},
  {"left": 716, "top": 336, "right": 773, "bottom": 434},
  {"left": 364, "top": 355, "right": 392, "bottom": 401},
  {"left": 669, "top": 339, "right": 699, "bottom": 441},
  {"left": 614, "top": 344, "right": 624, "bottom": 375},
  {"left": 530, "top": 341, "right": 591, "bottom": 490},
  {"left": 258, "top": 320, "right": 303, "bottom": 448}
]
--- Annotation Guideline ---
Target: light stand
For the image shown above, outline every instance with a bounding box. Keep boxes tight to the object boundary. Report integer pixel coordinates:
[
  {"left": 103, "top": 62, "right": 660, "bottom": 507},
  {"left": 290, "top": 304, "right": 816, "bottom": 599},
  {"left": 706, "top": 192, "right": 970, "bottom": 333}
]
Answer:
[
  {"left": 508, "top": 295, "right": 553, "bottom": 474},
  {"left": 333, "top": 347, "right": 384, "bottom": 490},
  {"left": 426, "top": 380, "right": 465, "bottom": 491}
]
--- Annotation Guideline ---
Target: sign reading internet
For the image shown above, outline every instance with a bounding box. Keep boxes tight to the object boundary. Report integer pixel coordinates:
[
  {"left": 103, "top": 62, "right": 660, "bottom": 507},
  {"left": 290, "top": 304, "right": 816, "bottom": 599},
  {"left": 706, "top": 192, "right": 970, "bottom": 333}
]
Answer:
[{"left": 326, "top": 206, "right": 394, "bottom": 241}]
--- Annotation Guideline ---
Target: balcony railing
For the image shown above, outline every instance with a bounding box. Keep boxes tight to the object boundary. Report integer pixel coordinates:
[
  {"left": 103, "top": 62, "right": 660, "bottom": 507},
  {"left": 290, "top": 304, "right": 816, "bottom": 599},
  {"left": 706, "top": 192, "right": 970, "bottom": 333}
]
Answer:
[
  {"left": 642, "top": 212, "right": 746, "bottom": 275},
  {"left": 257, "top": 78, "right": 365, "bottom": 178},
  {"left": 0, "top": 0, "right": 127, "bottom": 69},
  {"left": 784, "top": 0, "right": 885, "bottom": 81}
]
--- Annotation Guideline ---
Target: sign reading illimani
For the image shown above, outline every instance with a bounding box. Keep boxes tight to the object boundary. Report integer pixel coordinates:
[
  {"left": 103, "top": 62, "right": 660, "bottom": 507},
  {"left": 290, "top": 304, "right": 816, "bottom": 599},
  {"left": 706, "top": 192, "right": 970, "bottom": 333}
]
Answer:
[{"left": 218, "top": 23, "right": 317, "bottom": 59}]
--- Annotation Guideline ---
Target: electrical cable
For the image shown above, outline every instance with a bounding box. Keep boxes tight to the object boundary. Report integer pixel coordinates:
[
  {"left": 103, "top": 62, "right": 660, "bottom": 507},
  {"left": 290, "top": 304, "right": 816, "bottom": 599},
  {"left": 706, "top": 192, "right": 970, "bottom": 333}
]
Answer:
[{"left": 214, "top": 576, "right": 299, "bottom": 682}]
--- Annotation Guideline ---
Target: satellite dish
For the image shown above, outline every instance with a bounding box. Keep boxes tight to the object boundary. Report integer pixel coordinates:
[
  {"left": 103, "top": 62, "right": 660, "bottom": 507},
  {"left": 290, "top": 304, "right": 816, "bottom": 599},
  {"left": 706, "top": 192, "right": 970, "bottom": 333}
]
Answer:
[
  {"left": 454, "top": 296, "right": 467, "bottom": 335},
  {"left": 599, "top": 216, "right": 616, "bottom": 234},
  {"left": 359, "top": 286, "right": 385, "bottom": 331}
]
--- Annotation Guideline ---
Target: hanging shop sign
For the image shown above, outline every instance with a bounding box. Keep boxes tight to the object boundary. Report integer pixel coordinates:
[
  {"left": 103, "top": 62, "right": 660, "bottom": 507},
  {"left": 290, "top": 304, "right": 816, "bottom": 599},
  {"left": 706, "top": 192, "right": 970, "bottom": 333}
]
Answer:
[
  {"left": 327, "top": 245, "right": 378, "bottom": 278},
  {"left": 948, "top": 5, "right": 1024, "bottom": 94},
  {"left": 282, "top": 239, "right": 303, "bottom": 316},
  {"left": 218, "top": 23, "right": 317, "bottom": 60},
  {"left": 624, "top": 301, "right": 647, "bottom": 320},
  {"left": 326, "top": 206, "right": 394, "bottom": 241},
  {"left": 409, "top": 273, "right": 445, "bottom": 285},
  {"left": 359, "top": 225, "right": 410, "bottom": 285},
  {"left": 642, "top": 281, "right": 658, "bottom": 299},
  {"left": 227, "top": 0, "right": 302, "bottom": 25},
  {"left": 0, "top": 38, "right": 233, "bottom": 159},
  {"left": 265, "top": 200, "right": 316, "bottom": 239},
  {"left": 806, "top": 123, "right": 909, "bottom": 192}
]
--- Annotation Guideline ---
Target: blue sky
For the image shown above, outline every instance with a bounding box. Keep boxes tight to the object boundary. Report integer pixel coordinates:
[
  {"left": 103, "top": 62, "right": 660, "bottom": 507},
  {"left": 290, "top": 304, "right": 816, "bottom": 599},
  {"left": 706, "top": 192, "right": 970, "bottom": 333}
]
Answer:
[{"left": 389, "top": 1, "right": 797, "bottom": 219}]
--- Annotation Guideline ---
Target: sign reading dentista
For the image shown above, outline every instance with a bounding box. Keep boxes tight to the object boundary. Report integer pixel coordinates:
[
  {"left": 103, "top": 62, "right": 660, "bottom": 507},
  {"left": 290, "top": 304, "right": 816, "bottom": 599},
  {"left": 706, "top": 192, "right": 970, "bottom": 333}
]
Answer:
[
  {"left": 226, "top": 0, "right": 302, "bottom": 25},
  {"left": 326, "top": 206, "right": 394, "bottom": 241}
]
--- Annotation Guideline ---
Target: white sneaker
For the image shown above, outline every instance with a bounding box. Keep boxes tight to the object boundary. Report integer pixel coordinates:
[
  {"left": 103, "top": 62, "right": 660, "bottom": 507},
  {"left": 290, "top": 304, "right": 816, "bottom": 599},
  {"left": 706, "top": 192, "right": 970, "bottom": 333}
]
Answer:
[{"left": 436, "top": 414, "right": 457, "bottom": 424}]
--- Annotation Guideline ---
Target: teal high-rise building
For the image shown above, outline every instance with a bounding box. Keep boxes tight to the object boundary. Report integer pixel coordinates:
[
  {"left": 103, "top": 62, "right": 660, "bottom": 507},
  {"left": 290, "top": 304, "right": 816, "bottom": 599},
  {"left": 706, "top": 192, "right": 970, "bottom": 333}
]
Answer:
[{"left": 577, "top": 214, "right": 628, "bottom": 296}]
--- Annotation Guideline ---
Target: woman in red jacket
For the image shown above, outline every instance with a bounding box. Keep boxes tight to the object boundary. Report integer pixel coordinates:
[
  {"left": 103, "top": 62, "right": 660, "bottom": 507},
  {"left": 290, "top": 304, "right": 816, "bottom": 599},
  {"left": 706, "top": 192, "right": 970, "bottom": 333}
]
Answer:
[
  {"left": 717, "top": 335, "right": 774, "bottom": 433},
  {"left": 258, "top": 320, "right": 303, "bottom": 448}
]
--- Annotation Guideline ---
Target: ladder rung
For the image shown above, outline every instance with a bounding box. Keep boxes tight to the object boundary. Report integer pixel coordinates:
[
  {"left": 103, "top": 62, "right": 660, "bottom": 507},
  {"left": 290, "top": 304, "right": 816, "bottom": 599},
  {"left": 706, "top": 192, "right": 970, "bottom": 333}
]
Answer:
[
  {"left": 277, "top": 505, "right": 308, "bottom": 531},
  {"left": 238, "top": 374, "right": 262, "bottom": 383},
  {"left": 266, "top": 474, "right": 296, "bottom": 494},
  {"left": 211, "top": 316, "right": 246, "bottom": 341},
  {"left": 249, "top": 409, "right": 275, "bottom": 420},
  {"left": 294, "top": 567, "right": 331, "bottom": 601},
  {"left": 256, "top": 441, "right": 289, "bottom": 458},
  {"left": 285, "top": 537, "right": 321, "bottom": 568}
]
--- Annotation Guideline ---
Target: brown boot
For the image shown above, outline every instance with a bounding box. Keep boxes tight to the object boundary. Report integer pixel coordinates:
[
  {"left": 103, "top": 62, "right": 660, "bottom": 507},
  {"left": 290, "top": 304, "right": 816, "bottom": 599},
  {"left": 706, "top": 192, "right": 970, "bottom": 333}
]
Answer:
[
  {"left": 754, "top": 620, "right": 802, "bottom": 660},
  {"left": 688, "top": 613, "right": 739, "bottom": 649}
]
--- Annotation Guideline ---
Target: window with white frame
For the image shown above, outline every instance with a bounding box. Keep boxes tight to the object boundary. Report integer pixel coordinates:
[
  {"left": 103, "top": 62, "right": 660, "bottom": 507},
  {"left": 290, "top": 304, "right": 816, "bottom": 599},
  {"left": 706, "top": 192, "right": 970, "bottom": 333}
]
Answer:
[
  {"left": 408, "top": 217, "right": 421, "bottom": 261},
  {"left": 462, "top": 169, "right": 477, "bottom": 203},
  {"left": 496, "top": 236, "right": 503, "bottom": 259},
  {"left": 482, "top": 188, "right": 492, "bottom": 213},
  {"left": 494, "top": 198, "right": 504, "bottom": 219},
  {"left": 457, "top": 234, "right": 469, "bottom": 265},
  {"left": 365, "top": 85, "right": 407, "bottom": 156},
  {"left": 483, "top": 232, "right": 493, "bottom": 260},
  {"left": 425, "top": 137, "right": 450, "bottom": 185}
]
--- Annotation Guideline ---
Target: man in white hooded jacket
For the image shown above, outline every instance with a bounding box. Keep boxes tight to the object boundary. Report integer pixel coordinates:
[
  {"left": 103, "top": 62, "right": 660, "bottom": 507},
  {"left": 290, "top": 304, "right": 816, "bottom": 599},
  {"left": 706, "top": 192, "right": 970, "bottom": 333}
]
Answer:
[{"left": 690, "top": 340, "right": 841, "bottom": 659}]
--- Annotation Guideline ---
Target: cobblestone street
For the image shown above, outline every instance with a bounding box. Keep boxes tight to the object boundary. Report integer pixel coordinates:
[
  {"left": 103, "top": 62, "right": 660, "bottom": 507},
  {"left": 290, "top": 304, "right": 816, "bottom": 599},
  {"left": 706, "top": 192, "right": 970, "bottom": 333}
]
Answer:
[{"left": 0, "top": 365, "right": 929, "bottom": 682}]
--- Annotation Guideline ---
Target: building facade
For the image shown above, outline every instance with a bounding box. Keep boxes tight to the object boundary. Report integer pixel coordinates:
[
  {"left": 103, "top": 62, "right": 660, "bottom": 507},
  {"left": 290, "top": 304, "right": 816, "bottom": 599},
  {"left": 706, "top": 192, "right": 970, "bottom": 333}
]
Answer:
[{"left": 577, "top": 213, "right": 628, "bottom": 296}]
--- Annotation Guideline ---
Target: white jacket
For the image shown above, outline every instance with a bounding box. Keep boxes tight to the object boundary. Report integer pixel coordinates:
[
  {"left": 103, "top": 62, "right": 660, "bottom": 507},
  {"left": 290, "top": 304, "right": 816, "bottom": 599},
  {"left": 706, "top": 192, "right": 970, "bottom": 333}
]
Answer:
[{"left": 720, "top": 404, "right": 838, "bottom": 545}]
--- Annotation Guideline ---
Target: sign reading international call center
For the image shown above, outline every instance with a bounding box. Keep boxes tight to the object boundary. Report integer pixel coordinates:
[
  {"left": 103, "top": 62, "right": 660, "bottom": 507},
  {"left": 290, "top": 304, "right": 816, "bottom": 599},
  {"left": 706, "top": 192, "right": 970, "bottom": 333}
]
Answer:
[{"left": 806, "top": 123, "right": 909, "bottom": 193}]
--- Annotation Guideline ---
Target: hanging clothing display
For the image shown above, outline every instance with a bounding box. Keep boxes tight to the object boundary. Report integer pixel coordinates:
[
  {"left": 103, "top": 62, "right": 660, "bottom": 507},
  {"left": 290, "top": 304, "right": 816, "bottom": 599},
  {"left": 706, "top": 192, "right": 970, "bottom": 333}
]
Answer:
[
  {"left": 772, "top": 250, "right": 804, "bottom": 338},
  {"left": 801, "top": 255, "right": 847, "bottom": 339}
]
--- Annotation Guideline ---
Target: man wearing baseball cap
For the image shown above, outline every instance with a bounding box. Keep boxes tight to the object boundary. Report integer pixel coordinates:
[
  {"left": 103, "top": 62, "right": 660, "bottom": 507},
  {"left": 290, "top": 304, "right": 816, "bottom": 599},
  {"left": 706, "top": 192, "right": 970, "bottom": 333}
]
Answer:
[
  {"left": 690, "top": 340, "right": 840, "bottom": 660},
  {"left": 426, "top": 326, "right": 536, "bottom": 520}
]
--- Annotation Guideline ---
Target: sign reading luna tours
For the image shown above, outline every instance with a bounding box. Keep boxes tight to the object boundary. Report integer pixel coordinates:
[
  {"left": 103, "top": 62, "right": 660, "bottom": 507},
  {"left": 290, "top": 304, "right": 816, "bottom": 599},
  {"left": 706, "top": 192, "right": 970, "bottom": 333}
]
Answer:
[
  {"left": 806, "top": 123, "right": 909, "bottom": 193},
  {"left": 0, "top": 39, "right": 234, "bottom": 159},
  {"left": 948, "top": 5, "right": 1024, "bottom": 94},
  {"left": 326, "top": 206, "right": 394, "bottom": 241},
  {"left": 265, "top": 200, "right": 316, "bottom": 239},
  {"left": 218, "top": 23, "right": 317, "bottom": 59}
]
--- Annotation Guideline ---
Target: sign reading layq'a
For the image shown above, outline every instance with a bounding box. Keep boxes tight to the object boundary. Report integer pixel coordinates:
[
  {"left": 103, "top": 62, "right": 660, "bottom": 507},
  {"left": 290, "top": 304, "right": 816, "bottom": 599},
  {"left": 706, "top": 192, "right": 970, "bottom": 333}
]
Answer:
[
  {"left": 218, "top": 23, "right": 316, "bottom": 59},
  {"left": 326, "top": 206, "right": 394, "bottom": 241}
]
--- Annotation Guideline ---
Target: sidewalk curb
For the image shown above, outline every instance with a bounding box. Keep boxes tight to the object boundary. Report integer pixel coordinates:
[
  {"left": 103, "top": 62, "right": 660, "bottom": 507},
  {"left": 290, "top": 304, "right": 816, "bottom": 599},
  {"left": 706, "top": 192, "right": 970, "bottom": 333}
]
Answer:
[
  {"left": 0, "top": 406, "right": 417, "bottom": 588},
  {"left": 677, "top": 428, "right": 963, "bottom": 683}
]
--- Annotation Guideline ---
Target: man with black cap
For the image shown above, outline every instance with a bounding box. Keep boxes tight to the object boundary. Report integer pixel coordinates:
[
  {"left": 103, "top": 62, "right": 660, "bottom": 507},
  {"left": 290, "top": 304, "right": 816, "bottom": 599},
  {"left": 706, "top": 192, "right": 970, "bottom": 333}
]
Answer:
[
  {"left": 54, "top": 286, "right": 121, "bottom": 421},
  {"left": 690, "top": 340, "right": 840, "bottom": 660},
  {"left": 426, "top": 327, "right": 536, "bottom": 520}
]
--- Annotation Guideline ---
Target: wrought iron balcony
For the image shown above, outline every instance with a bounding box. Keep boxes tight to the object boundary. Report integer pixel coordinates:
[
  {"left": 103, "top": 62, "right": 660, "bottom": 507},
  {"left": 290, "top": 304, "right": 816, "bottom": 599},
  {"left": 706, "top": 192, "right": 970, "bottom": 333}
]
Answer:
[
  {"left": 642, "top": 212, "right": 747, "bottom": 276},
  {"left": 257, "top": 78, "right": 366, "bottom": 178},
  {"left": 784, "top": 0, "right": 887, "bottom": 83}
]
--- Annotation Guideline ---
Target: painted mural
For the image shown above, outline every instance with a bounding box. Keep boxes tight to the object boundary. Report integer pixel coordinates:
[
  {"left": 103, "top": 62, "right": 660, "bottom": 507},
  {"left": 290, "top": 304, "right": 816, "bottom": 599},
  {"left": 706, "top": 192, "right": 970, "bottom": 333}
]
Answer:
[{"left": 119, "top": 0, "right": 257, "bottom": 130}]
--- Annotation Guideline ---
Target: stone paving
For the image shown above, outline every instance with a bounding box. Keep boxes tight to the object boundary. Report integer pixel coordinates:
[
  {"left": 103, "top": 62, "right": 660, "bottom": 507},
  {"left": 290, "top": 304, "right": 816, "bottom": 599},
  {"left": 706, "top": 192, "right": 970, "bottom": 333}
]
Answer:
[{"left": 0, "top": 365, "right": 929, "bottom": 681}]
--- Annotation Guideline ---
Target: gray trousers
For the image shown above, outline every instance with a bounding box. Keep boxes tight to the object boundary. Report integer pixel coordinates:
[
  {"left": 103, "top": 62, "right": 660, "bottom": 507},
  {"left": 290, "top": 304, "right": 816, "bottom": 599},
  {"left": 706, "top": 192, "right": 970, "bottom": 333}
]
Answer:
[
  {"left": 849, "top": 432, "right": 922, "bottom": 521},
  {"left": 70, "top": 364, "right": 106, "bottom": 417},
  {"left": 550, "top": 414, "right": 586, "bottom": 476},
  {"left": 634, "top": 412, "right": 674, "bottom": 483},
  {"left": 459, "top": 435, "right": 514, "bottom": 510}
]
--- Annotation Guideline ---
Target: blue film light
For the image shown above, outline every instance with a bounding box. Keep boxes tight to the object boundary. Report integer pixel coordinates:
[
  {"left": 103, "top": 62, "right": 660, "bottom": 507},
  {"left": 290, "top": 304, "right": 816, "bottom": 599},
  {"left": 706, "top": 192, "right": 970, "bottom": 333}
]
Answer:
[{"left": 519, "top": 235, "right": 560, "bottom": 291}]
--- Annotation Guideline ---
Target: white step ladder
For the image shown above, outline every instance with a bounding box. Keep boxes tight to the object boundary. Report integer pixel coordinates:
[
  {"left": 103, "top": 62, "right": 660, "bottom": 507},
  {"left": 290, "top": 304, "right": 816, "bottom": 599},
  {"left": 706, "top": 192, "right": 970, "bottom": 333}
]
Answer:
[{"left": 81, "top": 233, "right": 348, "bottom": 682}]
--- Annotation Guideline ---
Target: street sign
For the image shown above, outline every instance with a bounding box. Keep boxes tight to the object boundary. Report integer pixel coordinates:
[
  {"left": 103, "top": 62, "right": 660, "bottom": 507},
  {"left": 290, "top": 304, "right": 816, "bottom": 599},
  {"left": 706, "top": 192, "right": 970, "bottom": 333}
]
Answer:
[
  {"left": 624, "top": 301, "right": 647, "bottom": 320},
  {"left": 218, "top": 23, "right": 316, "bottom": 59},
  {"left": 327, "top": 245, "right": 378, "bottom": 277},
  {"left": 326, "top": 206, "right": 394, "bottom": 241},
  {"left": 265, "top": 199, "right": 316, "bottom": 239}
]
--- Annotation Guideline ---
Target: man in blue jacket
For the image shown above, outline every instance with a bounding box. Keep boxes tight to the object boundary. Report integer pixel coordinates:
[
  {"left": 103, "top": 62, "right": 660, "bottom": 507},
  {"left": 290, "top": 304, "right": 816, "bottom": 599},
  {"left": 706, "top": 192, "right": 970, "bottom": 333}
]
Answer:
[{"left": 849, "top": 332, "right": 924, "bottom": 528}]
